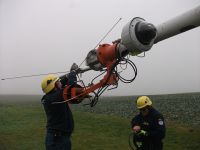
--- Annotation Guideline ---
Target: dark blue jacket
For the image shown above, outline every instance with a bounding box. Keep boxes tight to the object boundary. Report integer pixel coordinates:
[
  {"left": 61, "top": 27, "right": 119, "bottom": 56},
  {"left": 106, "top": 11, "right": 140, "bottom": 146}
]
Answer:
[
  {"left": 131, "top": 107, "right": 166, "bottom": 150},
  {"left": 42, "top": 89, "right": 74, "bottom": 134}
]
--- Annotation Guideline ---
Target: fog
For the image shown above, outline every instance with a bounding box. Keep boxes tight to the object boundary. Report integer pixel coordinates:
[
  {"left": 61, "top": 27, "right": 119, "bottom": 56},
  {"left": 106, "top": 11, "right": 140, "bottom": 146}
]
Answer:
[{"left": 0, "top": 0, "right": 200, "bottom": 96}]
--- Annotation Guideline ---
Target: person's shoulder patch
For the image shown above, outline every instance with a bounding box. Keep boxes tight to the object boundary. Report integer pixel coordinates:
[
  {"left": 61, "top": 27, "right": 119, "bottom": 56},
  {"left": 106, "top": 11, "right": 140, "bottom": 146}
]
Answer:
[{"left": 158, "top": 118, "right": 164, "bottom": 125}]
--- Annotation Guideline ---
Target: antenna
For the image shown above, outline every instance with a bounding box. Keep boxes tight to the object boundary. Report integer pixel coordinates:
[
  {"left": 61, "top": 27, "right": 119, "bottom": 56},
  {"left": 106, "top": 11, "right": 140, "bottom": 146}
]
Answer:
[{"left": 78, "top": 17, "right": 122, "bottom": 67}]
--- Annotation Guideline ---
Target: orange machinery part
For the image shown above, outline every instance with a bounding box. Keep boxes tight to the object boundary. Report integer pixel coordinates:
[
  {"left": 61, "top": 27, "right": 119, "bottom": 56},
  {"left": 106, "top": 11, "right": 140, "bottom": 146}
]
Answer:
[
  {"left": 63, "top": 43, "right": 119, "bottom": 103},
  {"left": 97, "top": 43, "right": 118, "bottom": 68},
  {"left": 63, "top": 73, "right": 118, "bottom": 103}
]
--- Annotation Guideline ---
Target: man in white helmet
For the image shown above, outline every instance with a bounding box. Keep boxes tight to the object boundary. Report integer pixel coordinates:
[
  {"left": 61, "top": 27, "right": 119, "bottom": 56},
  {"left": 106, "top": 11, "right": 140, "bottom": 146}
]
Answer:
[
  {"left": 41, "top": 64, "right": 82, "bottom": 150},
  {"left": 131, "top": 96, "right": 166, "bottom": 150}
]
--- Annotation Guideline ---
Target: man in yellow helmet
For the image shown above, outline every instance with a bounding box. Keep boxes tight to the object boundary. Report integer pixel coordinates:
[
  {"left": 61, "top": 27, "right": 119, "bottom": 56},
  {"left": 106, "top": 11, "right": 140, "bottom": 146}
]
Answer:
[
  {"left": 131, "top": 96, "right": 166, "bottom": 150},
  {"left": 41, "top": 64, "right": 81, "bottom": 150}
]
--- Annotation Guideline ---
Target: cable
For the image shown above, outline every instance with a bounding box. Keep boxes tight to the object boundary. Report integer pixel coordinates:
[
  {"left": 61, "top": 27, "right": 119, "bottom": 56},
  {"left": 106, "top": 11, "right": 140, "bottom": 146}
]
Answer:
[
  {"left": 116, "top": 58, "right": 137, "bottom": 83},
  {"left": 1, "top": 71, "right": 70, "bottom": 80},
  {"left": 119, "top": 59, "right": 128, "bottom": 70},
  {"left": 90, "top": 85, "right": 109, "bottom": 107},
  {"left": 89, "top": 59, "right": 121, "bottom": 107},
  {"left": 97, "top": 85, "right": 109, "bottom": 97},
  {"left": 91, "top": 70, "right": 106, "bottom": 84},
  {"left": 90, "top": 95, "right": 99, "bottom": 107}
]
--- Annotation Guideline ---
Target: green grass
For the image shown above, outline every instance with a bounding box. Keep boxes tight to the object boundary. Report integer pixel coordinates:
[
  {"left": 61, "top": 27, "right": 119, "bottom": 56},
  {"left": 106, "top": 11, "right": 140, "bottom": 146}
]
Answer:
[
  {"left": 0, "top": 99, "right": 200, "bottom": 150},
  {"left": 0, "top": 103, "right": 45, "bottom": 150},
  {"left": 72, "top": 111, "right": 130, "bottom": 150}
]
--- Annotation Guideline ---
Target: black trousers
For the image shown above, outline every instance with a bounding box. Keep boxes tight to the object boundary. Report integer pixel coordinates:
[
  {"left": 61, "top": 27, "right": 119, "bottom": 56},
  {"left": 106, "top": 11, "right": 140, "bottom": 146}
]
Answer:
[
  {"left": 45, "top": 131, "right": 71, "bottom": 150},
  {"left": 134, "top": 135, "right": 163, "bottom": 150},
  {"left": 137, "top": 142, "right": 163, "bottom": 150}
]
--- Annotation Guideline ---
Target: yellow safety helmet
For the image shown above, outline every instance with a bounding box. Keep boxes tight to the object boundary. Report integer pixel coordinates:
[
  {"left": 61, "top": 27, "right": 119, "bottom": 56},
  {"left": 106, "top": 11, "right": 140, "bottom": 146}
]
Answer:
[
  {"left": 41, "top": 74, "right": 59, "bottom": 94},
  {"left": 136, "top": 96, "right": 152, "bottom": 109}
]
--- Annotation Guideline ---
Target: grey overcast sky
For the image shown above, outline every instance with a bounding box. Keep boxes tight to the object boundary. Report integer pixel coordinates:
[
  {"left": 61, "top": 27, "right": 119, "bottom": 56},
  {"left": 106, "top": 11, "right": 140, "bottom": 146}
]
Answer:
[{"left": 0, "top": 0, "right": 200, "bottom": 96}]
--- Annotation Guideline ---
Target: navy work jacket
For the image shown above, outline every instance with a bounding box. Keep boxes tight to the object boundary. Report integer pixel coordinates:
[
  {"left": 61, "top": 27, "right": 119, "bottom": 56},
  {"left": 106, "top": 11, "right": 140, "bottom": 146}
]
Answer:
[
  {"left": 42, "top": 89, "right": 74, "bottom": 134},
  {"left": 131, "top": 107, "right": 166, "bottom": 150}
]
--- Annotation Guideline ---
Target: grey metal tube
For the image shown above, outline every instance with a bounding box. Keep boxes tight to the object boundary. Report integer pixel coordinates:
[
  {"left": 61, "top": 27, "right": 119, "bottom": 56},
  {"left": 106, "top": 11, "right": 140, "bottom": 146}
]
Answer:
[{"left": 154, "top": 5, "right": 200, "bottom": 43}]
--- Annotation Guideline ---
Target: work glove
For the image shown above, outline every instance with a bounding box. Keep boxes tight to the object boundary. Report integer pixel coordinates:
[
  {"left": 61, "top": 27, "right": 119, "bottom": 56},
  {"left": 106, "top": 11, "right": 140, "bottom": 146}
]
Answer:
[
  {"left": 137, "top": 130, "right": 148, "bottom": 137},
  {"left": 59, "top": 63, "right": 79, "bottom": 87},
  {"left": 59, "top": 74, "right": 68, "bottom": 87},
  {"left": 67, "top": 71, "right": 77, "bottom": 86},
  {"left": 70, "top": 63, "right": 80, "bottom": 73}
]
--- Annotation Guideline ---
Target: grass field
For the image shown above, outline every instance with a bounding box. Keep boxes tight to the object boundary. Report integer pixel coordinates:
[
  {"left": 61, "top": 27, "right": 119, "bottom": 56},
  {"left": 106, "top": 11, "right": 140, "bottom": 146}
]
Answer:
[{"left": 0, "top": 94, "right": 200, "bottom": 150}]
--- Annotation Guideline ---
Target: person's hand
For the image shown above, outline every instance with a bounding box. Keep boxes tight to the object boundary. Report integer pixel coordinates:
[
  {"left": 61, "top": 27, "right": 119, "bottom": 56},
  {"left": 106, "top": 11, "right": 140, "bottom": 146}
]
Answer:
[
  {"left": 132, "top": 125, "right": 141, "bottom": 133},
  {"left": 70, "top": 63, "right": 79, "bottom": 72}
]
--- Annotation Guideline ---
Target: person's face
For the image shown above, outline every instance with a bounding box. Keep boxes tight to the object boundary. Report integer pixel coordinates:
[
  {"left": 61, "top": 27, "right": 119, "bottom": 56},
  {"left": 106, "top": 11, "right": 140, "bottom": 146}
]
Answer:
[
  {"left": 55, "top": 79, "right": 62, "bottom": 90},
  {"left": 139, "top": 107, "right": 149, "bottom": 116}
]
